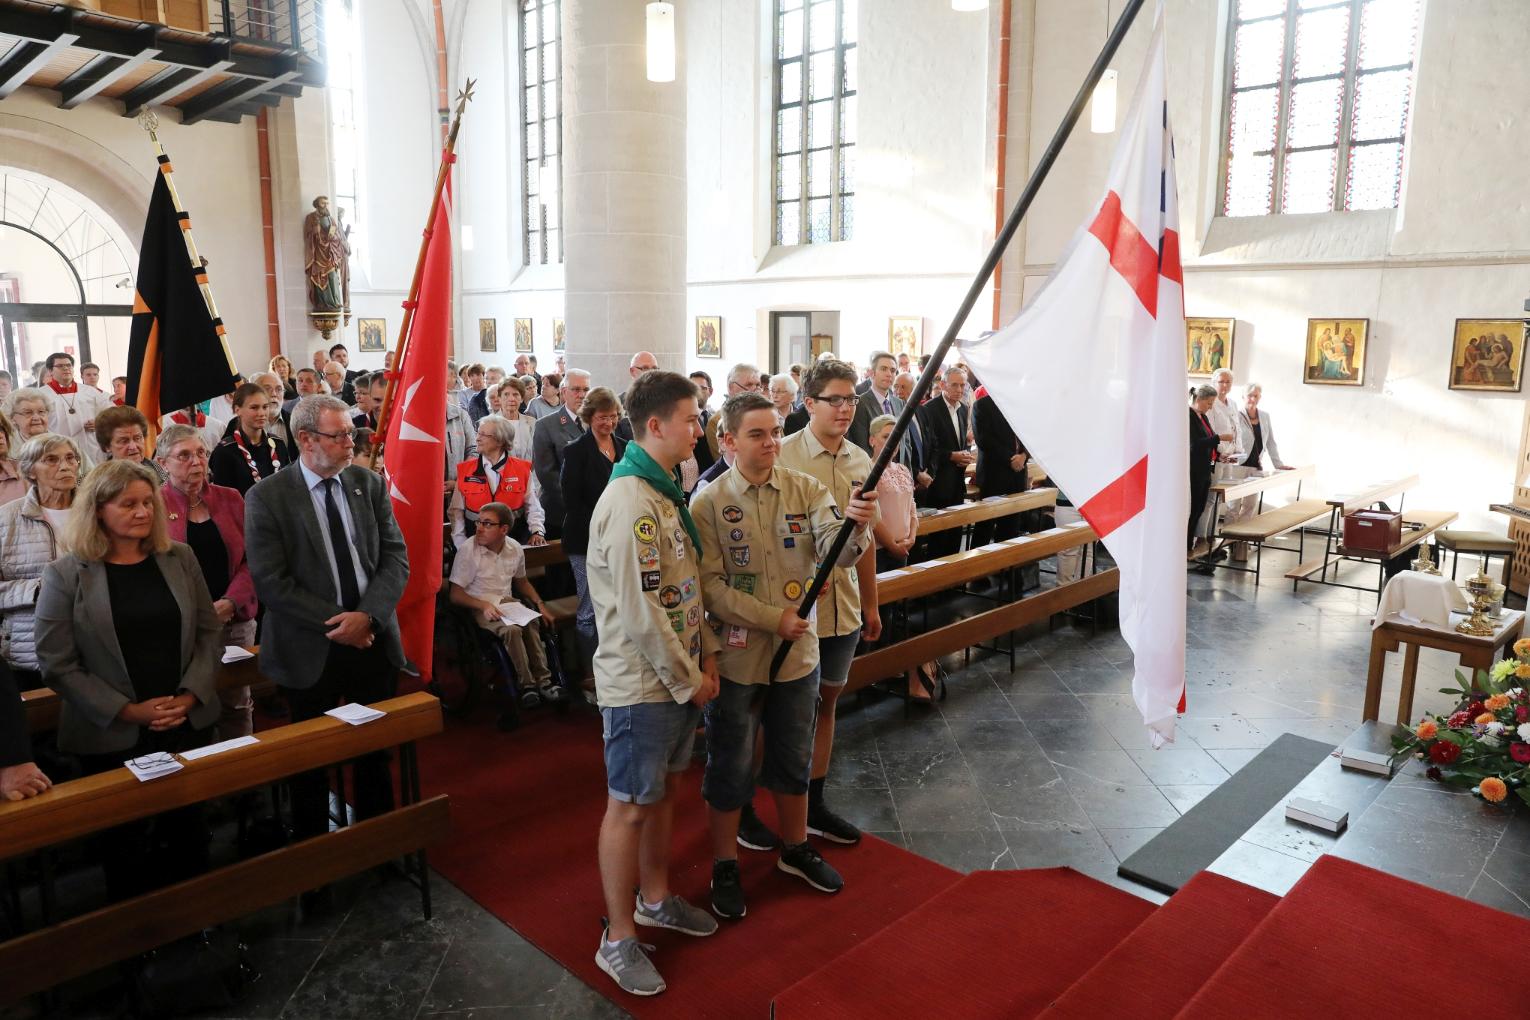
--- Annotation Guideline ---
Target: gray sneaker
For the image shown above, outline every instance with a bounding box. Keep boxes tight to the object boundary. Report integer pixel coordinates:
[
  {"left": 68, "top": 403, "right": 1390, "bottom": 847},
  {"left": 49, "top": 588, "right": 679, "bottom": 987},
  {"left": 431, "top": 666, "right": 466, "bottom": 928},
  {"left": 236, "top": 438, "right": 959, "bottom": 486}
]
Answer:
[
  {"left": 633, "top": 893, "right": 719, "bottom": 937},
  {"left": 595, "top": 927, "right": 665, "bottom": 996}
]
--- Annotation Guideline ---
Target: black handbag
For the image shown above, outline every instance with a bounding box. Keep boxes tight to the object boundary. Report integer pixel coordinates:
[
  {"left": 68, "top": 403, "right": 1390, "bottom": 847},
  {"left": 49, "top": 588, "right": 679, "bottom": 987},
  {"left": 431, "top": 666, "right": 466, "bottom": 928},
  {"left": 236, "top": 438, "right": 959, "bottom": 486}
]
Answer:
[{"left": 134, "top": 927, "right": 254, "bottom": 1016}]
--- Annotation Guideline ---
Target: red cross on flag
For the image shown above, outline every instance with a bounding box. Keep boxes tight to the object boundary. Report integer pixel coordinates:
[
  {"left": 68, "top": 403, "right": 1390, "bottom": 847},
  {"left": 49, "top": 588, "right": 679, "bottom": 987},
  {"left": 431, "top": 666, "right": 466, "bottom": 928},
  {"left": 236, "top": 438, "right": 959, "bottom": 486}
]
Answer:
[{"left": 960, "top": 8, "right": 1188, "bottom": 745}]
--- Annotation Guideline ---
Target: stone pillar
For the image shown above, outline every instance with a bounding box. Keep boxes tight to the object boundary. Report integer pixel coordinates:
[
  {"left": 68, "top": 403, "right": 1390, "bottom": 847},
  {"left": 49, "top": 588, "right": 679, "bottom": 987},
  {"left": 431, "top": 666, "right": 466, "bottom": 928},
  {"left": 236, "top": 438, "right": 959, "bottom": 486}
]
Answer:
[{"left": 563, "top": 0, "right": 687, "bottom": 391}]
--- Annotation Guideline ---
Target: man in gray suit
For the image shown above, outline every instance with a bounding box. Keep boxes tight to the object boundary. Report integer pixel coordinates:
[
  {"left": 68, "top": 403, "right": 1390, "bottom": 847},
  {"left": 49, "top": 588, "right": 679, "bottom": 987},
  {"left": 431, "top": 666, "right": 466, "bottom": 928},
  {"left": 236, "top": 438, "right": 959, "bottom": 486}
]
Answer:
[
  {"left": 847, "top": 350, "right": 904, "bottom": 454},
  {"left": 245, "top": 394, "right": 410, "bottom": 839},
  {"left": 531, "top": 368, "right": 590, "bottom": 538}
]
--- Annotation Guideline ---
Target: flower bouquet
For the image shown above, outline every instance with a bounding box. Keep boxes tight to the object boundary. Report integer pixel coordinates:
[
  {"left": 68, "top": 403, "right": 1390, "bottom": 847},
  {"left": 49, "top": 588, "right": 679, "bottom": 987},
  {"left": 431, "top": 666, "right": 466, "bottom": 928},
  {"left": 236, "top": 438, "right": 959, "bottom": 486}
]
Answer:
[{"left": 1392, "top": 638, "right": 1530, "bottom": 808}]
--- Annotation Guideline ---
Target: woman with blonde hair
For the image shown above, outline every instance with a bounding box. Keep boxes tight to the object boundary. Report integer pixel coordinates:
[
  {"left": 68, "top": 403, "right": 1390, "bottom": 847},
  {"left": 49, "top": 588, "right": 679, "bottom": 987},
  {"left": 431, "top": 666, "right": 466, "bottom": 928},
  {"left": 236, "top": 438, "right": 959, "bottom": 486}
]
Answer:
[
  {"left": 36, "top": 459, "right": 221, "bottom": 899},
  {"left": 269, "top": 354, "right": 298, "bottom": 400}
]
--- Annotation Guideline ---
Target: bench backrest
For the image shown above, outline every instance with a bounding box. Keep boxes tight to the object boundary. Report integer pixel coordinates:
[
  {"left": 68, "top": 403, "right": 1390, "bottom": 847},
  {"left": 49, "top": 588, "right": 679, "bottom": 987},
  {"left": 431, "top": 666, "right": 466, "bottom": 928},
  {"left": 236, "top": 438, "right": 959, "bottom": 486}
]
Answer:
[
  {"left": 878, "top": 521, "right": 1096, "bottom": 603},
  {"left": 916, "top": 488, "right": 1058, "bottom": 536},
  {"left": 24, "top": 646, "right": 266, "bottom": 734},
  {"left": 1330, "top": 474, "right": 1421, "bottom": 515}
]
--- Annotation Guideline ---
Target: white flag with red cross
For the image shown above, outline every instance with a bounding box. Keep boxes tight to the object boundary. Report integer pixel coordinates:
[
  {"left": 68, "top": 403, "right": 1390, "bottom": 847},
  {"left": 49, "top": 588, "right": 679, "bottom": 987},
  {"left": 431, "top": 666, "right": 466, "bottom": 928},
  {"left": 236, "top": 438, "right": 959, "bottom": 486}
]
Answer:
[{"left": 960, "top": 7, "right": 1188, "bottom": 745}]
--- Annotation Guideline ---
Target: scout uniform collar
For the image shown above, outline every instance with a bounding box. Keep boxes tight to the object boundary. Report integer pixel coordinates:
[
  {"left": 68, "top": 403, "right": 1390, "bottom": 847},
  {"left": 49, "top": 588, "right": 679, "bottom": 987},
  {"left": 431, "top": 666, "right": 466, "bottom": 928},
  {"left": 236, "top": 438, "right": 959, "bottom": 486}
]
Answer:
[
  {"left": 799, "top": 425, "right": 847, "bottom": 460},
  {"left": 610, "top": 441, "right": 701, "bottom": 551},
  {"left": 722, "top": 464, "right": 782, "bottom": 494}
]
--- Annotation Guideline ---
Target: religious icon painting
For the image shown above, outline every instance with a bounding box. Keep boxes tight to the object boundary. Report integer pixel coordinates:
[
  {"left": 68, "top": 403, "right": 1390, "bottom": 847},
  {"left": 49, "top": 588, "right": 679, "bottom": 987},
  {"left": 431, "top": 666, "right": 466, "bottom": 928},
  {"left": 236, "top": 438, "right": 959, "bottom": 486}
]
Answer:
[
  {"left": 1185, "top": 317, "right": 1233, "bottom": 378},
  {"left": 479, "top": 318, "right": 497, "bottom": 353},
  {"left": 1449, "top": 319, "right": 1525, "bottom": 392},
  {"left": 888, "top": 316, "right": 922, "bottom": 358},
  {"left": 553, "top": 317, "right": 566, "bottom": 352},
  {"left": 1302, "top": 318, "right": 1368, "bottom": 386},
  {"left": 358, "top": 317, "right": 387, "bottom": 353},
  {"left": 514, "top": 318, "right": 533, "bottom": 353},
  {"left": 696, "top": 316, "right": 722, "bottom": 359}
]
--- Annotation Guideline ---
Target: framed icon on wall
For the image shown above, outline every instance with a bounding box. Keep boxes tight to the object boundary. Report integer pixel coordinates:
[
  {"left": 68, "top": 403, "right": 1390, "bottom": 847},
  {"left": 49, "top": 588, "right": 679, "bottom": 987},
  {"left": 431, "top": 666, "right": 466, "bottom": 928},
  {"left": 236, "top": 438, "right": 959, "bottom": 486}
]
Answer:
[
  {"left": 1186, "top": 317, "right": 1233, "bottom": 378},
  {"left": 514, "top": 318, "right": 533, "bottom": 353},
  {"left": 358, "top": 317, "right": 386, "bottom": 353},
  {"left": 695, "top": 316, "right": 721, "bottom": 358},
  {"left": 1303, "top": 318, "right": 1368, "bottom": 386},
  {"left": 479, "top": 318, "right": 497, "bottom": 353},
  {"left": 1449, "top": 319, "right": 1525, "bottom": 392}
]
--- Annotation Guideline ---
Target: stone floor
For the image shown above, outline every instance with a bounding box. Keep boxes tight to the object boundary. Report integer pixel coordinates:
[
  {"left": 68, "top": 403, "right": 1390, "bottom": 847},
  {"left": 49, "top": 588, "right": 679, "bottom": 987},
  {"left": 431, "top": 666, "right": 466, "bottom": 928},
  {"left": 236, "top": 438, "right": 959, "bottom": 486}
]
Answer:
[{"left": 11, "top": 549, "right": 1530, "bottom": 1018}]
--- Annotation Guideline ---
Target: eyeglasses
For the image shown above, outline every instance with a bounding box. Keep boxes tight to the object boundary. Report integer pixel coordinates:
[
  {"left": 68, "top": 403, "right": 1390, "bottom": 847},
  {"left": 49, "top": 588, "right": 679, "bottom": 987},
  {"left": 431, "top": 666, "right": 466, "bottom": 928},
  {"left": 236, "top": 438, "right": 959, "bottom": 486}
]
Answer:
[
  {"left": 167, "top": 447, "right": 209, "bottom": 463},
  {"left": 479, "top": 519, "right": 510, "bottom": 529},
  {"left": 310, "top": 428, "right": 356, "bottom": 443},
  {"left": 809, "top": 394, "right": 860, "bottom": 409},
  {"left": 13, "top": 408, "right": 46, "bottom": 419}
]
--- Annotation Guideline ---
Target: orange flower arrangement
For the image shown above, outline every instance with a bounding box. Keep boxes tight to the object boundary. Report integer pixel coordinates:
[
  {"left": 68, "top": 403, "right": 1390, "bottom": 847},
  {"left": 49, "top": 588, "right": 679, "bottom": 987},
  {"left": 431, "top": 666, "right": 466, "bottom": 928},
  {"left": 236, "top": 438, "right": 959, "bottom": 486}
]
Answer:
[
  {"left": 1395, "top": 662, "right": 1530, "bottom": 808},
  {"left": 1476, "top": 712, "right": 1497, "bottom": 725},
  {"left": 1485, "top": 694, "right": 1511, "bottom": 711},
  {"left": 1515, "top": 637, "right": 1530, "bottom": 658},
  {"left": 1414, "top": 720, "right": 1438, "bottom": 740},
  {"left": 1516, "top": 662, "right": 1530, "bottom": 680},
  {"left": 1479, "top": 777, "right": 1508, "bottom": 803}
]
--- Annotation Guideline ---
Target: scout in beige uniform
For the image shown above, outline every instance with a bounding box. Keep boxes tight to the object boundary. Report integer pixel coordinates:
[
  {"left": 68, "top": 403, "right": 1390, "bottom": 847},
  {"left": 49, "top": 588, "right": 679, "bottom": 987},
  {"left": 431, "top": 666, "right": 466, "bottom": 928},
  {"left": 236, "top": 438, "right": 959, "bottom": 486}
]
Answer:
[
  {"left": 587, "top": 371, "right": 720, "bottom": 998},
  {"left": 693, "top": 392, "right": 877, "bottom": 919},
  {"left": 770, "top": 357, "right": 882, "bottom": 846}
]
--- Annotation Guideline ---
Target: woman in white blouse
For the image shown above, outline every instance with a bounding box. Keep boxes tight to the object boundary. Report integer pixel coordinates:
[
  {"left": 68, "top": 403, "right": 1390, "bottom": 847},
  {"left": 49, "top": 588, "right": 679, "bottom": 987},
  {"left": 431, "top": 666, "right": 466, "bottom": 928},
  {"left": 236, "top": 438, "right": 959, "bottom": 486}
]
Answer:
[
  {"left": 869, "top": 415, "right": 932, "bottom": 702},
  {"left": 1234, "top": 382, "right": 1290, "bottom": 473}
]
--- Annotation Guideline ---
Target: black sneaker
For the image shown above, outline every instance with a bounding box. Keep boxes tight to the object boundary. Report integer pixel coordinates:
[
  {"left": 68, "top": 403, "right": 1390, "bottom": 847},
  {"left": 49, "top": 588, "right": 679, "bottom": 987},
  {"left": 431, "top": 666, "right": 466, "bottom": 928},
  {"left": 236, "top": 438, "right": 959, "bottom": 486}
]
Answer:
[
  {"left": 778, "top": 841, "right": 843, "bottom": 893},
  {"left": 710, "top": 859, "right": 746, "bottom": 919},
  {"left": 806, "top": 802, "right": 861, "bottom": 846},
  {"left": 736, "top": 803, "right": 781, "bottom": 852}
]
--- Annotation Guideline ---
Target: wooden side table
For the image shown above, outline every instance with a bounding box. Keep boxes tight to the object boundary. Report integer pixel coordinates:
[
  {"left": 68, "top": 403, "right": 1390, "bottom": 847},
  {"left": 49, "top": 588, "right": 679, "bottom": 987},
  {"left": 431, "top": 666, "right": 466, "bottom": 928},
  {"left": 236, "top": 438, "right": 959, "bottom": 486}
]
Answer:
[{"left": 1364, "top": 609, "right": 1525, "bottom": 725}]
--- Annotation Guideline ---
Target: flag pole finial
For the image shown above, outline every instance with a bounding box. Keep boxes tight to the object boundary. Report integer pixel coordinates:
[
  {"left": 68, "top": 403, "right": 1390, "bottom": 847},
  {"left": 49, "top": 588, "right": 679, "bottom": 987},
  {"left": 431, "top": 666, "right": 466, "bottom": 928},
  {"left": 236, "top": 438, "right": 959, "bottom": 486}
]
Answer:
[{"left": 136, "top": 109, "right": 160, "bottom": 138}]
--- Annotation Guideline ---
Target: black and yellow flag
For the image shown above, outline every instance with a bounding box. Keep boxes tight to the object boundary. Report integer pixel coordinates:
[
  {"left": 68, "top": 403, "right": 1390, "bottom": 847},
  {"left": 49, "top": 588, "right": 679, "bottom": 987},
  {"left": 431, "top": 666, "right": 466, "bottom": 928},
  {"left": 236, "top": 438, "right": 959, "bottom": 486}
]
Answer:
[{"left": 124, "top": 163, "right": 239, "bottom": 421}]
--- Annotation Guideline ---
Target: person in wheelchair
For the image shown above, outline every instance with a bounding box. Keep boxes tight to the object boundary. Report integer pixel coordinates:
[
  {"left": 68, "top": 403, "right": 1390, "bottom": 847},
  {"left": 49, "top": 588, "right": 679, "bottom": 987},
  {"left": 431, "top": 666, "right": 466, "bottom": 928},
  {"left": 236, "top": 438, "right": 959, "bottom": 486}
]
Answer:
[{"left": 447, "top": 501, "right": 562, "bottom": 707}]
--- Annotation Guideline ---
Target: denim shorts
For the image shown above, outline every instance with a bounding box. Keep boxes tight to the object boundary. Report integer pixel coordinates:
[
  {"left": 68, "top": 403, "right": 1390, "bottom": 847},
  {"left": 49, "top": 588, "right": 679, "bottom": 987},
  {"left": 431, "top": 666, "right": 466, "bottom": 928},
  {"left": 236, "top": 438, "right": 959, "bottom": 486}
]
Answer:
[
  {"left": 601, "top": 700, "right": 701, "bottom": 806},
  {"left": 817, "top": 632, "right": 861, "bottom": 689},
  {"left": 702, "top": 669, "right": 821, "bottom": 811}
]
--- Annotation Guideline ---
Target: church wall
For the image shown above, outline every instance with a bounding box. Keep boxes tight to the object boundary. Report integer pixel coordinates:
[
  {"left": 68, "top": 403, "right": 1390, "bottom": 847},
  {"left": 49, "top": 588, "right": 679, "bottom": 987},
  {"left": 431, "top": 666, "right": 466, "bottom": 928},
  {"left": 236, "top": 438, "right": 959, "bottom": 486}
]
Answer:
[
  {"left": 682, "top": 0, "right": 995, "bottom": 381},
  {"left": 1015, "top": 0, "right": 1530, "bottom": 530}
]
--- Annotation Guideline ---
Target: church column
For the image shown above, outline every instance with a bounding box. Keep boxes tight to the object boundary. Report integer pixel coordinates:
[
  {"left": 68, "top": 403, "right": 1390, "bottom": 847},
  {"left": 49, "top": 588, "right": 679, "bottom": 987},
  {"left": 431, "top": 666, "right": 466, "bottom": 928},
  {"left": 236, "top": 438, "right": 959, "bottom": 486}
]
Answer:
[{"left": 563, "top": 0, "right": 687, "bottom": 391}]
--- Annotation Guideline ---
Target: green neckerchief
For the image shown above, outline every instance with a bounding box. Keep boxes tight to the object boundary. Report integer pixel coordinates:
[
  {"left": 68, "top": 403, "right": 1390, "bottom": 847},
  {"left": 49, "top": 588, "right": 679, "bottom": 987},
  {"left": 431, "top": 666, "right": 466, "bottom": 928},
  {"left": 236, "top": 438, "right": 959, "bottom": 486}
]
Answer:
[{"left": 609, "top": 441, "right": 701, "bottom": 552}]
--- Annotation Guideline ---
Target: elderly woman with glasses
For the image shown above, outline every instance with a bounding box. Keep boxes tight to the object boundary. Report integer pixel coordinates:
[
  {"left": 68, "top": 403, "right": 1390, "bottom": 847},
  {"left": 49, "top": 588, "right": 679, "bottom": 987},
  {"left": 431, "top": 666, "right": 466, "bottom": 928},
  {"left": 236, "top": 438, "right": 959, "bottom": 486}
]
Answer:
[
  {"left": 451, "top": 413, "right": 546, "bottom": 548},
  {"left": 156, "top": 424, "right": 258, "bottom": 736},
  {"left": 36, "top": 459, "right": 221, "bottom": 900},
  {"left": 0, "top": 410, "right": 25, "bottom": 506},
  {"left": 7, "top": 388, "right": 54, "bottom": 445},
  {"left": 0, "top": 433, "right": 84, "bottom": 683}
]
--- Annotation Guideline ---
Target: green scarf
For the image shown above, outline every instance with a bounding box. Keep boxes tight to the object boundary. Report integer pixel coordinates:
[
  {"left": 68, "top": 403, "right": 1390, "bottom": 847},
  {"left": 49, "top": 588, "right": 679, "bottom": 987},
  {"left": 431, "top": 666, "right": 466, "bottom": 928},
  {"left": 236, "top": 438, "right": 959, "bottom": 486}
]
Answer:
[{"left": 609, "top": 441, "right": 701, "bottom": 552}]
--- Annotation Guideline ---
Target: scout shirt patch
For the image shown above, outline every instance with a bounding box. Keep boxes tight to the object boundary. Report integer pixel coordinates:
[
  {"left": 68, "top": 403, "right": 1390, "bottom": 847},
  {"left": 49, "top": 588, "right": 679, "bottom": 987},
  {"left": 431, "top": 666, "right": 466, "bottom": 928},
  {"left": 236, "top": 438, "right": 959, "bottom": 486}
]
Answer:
[
  {"left": 730, "top": 546, "right": 750, "bottom": 567},
  {"left": 634, "top": 515, "right": 658, "bottom": 543},
  {"left": 686, "top": 605, "right": 701, "bottom": 627},
  {"left": 831, "top": 505, "right": 843, "bottom": 520},
  {"left": 689, "top": 632, "right": 701, "bottom": 657},
  {"left": 783, "top": 579, "right": 803, "bottom": 601},
  {"left": 671, "top": 528, "right": 687, "bottom": 560},
  {"left": 641, "top": 571, "right": 660, "bottom": 591},
  {"left": 681, "top": 578, "right": 697, "bottom": 602},
  {"left": 722, "top": 505, "right": 744, "bottom": 523},
  {"left": 731, "top": 573, "right": 757, "bottom": 595},
  {"left": 659, "top": 585, "right": 682, "bottom": 609},
  {"left": 638, "top": 545, "right": 659, "bottom": 568},
  {"left": 668, "top": 610, "right": 685, "bottom": 633},
  {"left": 727, "top": 625, "right": 749, "bottom": 649},
  {"left": 729, "top": 528, "right": 744, "bottom": 542},
  {"left": 783, "top": 537, "right": 796, "bottom": 549},
  {"left": 787, "top": 520, "right": 805, "bottom": 535}
]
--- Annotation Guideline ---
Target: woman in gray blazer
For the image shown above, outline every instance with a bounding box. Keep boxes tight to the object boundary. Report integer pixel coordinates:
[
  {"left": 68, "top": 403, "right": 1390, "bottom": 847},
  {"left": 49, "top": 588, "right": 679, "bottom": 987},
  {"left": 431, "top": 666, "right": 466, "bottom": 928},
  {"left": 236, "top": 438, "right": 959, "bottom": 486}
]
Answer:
[{"left": 35, "top": 460, "right": 223, "bottom": 899}]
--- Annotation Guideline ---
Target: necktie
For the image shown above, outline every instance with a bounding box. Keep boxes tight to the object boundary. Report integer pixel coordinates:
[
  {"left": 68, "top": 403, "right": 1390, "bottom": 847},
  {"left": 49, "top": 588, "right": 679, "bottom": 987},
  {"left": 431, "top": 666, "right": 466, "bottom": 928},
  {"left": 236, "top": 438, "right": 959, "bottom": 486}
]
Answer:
[
  {"left": 881, "top": 395, "right": 892, "bottom": 414},
  {"left": 324, "top": 478, "right": 362, "bottom": 610}
]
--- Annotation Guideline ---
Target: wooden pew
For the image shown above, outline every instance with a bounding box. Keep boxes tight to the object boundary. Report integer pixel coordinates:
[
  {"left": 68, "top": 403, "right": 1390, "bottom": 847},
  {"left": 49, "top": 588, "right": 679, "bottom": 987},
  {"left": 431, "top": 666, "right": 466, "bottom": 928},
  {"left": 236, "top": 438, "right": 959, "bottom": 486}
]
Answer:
[
  {"left": 915, "top": 488, "right": 1057, "bottom": 537},
  {"left": 0, "top": 692, "right": 447, "bottom": 1002},
  {"left": 878, "top": 521, "right": 1097, "bottom": 603},
  {"left": 1285, "top": 475, "right": 1440, "bottom": 593},
  {"left": 24, "top": 647, "right": 268, "bottom": 734},
  {"left": 1198, "top": 465, "right": 1321, "bottom": 580},
  {"left": 0, "top": 692, "right": 442, "bottom": 862},
  {"left": 850, "top": 568, "right": 1120, "bottom": 694}
]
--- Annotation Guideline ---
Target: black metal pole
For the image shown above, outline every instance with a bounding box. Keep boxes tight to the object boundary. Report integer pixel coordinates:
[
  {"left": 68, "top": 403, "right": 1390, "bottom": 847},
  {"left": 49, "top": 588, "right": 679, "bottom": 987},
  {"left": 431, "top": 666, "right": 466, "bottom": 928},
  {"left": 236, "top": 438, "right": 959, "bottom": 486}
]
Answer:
[{"left": 768, "top": 0, "right": 1149, "bottom": 681}]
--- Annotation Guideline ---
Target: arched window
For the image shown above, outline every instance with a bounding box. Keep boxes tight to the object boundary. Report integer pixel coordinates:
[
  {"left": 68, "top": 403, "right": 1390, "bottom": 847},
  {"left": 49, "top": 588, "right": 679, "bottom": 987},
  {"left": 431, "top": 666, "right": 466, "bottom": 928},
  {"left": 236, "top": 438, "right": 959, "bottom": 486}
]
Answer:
[
  {"left": 1221, "top": 0, "right": 1420, "bottom": 216},
  {"left": 522, "top": 0, "right": 562, "bottom": 266},
  {"left": 326, "top": 0, "right": 365, "bottom": 271},
  {"left": 773, "top": 0, "right": 857, "bottom": 246}
]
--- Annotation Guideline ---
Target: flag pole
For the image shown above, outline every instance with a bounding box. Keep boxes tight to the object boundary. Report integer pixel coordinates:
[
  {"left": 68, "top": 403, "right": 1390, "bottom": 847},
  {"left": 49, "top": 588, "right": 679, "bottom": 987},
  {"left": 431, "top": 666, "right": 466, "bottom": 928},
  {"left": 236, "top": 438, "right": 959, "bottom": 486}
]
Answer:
[
  {"left": 372, "top": 78, "right": 475, "bottom": 470},
  {"left": 768, "top": 0, "right": 1148, "bottom": 681},
  {"left": 136, "top": 110, "right": 240, "bottom": 383}
]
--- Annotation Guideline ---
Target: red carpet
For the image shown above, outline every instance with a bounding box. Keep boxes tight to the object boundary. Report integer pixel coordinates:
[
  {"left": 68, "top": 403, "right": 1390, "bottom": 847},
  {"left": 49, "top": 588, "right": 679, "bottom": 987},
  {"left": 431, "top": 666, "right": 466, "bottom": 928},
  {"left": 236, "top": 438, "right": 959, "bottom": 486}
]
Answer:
[
  {"left": 1040, "top": 871, "right": 1278, "bottom": 1019},
  {"left": 1177, "top": 854, "right": 1530, "bottom": 1018},
  {"left": 416, "top": 711, "right": 961, "bottom": 1018},
  {"left": 771, "top": 868, "right": 1157, "bottom": 1018}
]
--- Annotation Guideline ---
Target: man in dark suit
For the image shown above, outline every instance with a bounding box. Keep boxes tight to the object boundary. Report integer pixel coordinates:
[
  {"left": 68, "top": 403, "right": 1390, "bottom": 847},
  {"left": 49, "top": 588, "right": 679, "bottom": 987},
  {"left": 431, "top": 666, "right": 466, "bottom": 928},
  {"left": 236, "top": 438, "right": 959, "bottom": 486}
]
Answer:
[
  {"left": 689, "top": 370, "right": 716, "bottom": 473},
  {"left": 917, "top": 366, "right": 975, "bottom": 558},
  {"left": 330, "top": 343, "right": 364, "bottom": 384},
  {"left": 531, "top": 369, "right": 590, "bottom": 538},
  {"left": 848, "top": 350, "right": 904, "bottom": 454},
  {"left": 614, "top": 350, "right": 660, "bottom": 441},
  {"left": 245, "top": 395, "right": 410, "bottom": 839},
  {"left": 971, "top": 390, "right": 1030, "bottom": 548}
]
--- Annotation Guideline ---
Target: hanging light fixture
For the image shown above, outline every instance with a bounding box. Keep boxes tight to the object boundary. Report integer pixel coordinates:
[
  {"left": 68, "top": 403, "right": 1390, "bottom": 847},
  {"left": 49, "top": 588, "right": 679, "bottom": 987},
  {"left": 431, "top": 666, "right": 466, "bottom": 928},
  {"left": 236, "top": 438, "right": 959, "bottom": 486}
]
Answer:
[
  {"left": 1090, "top": 70, "right": 1118, "bottom": 133},
  {"left": 646, "top": 3, "right": 675, "bottom": 83},
  {"left": 951, "top": 0, "right": 988, "bottom": 10},
  {"left": 1090, "top": 2, "right": 1116, "bottom": 133}
]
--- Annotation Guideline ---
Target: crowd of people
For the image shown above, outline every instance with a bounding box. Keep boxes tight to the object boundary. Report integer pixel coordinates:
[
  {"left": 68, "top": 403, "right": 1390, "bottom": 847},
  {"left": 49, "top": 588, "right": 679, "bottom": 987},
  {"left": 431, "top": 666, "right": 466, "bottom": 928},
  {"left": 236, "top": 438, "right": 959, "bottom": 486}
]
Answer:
[
  {"left": 0, "top": 340, "right": 1058, "bottom": 1001},
  {"left": 1187, "top": 367, "right": 1291, "bottom": 573}
]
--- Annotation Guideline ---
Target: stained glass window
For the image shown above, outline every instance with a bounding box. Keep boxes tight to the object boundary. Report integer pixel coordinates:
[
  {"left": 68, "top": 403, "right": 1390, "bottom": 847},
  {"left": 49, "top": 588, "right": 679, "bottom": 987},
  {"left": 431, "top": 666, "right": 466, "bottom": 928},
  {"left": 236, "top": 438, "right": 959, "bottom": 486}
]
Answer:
[
  {"left": 522, "top": 0, "right": 562, "bottom": 265},
  {"left": 774, "top": 0, "right": 855, "bottom": 245},
  {"left": 1221, "top": 0, "right": 1420, "bottom": 216}
]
